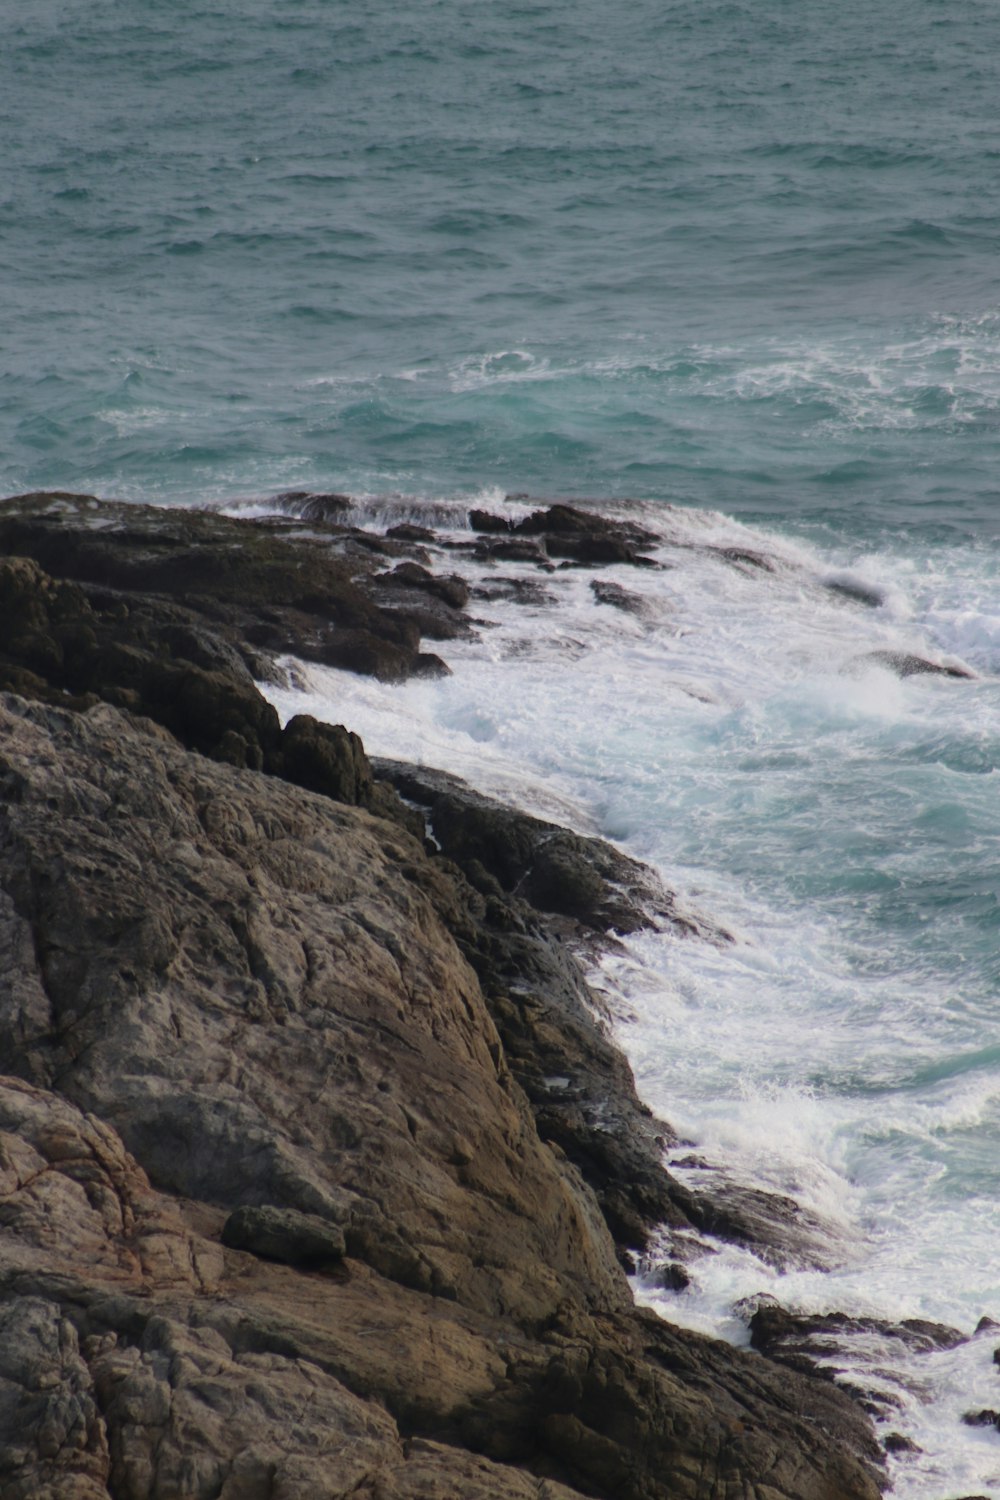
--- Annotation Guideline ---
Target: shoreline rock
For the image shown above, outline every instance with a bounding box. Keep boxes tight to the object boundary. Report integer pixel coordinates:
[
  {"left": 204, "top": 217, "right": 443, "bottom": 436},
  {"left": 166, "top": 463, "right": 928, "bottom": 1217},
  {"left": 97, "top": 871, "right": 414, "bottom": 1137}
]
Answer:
[{"left": 0, "top": 491, "right": 886, "bottom": 1499}]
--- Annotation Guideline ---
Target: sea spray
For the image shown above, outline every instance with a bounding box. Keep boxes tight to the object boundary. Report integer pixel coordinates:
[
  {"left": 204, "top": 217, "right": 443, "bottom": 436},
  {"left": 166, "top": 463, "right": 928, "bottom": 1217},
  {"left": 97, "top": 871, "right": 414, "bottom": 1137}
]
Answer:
[{"left": 262, "top": 496, "right": 1000, "bottom": 1494}]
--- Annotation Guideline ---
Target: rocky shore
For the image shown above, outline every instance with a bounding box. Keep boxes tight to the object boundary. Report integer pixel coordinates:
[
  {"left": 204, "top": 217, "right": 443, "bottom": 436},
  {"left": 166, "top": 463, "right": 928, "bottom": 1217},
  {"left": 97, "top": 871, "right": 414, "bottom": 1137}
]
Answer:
[{"left": 0, "top": 490, "right": 891, "bottom": 1498}]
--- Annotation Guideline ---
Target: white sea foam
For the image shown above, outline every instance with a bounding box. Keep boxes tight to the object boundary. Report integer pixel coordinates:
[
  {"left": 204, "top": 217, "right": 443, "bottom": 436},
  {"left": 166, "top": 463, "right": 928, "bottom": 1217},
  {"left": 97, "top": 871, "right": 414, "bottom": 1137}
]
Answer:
[
  {"left": 448, "top": 349, "right": 553, "bottom": 391},
  {"left": 96, "top": 404, "right": 178, "bottom": 435},
  {"left": 396, "top": 312, "right": 1000, "bottom": 441},
  {"left": 259, "top": 498, "right": 1000, "bottom": 1493}
]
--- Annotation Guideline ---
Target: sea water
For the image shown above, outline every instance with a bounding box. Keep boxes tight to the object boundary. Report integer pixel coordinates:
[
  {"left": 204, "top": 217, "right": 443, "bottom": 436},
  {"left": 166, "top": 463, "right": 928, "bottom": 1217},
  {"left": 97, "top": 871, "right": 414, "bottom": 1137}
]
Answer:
[
  {"left": 259, "top": 497, "right": 999, "bottom": 1493},
  {"left": 3, "top": 1, "right": 999, "bottom": 1492}
]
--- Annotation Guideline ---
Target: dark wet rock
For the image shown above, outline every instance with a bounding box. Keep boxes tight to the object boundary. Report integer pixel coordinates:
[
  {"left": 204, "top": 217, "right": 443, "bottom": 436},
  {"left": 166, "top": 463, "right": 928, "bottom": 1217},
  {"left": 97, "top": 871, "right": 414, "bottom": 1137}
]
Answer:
[
  {"left": 591, "top": 579, "right": 647, "bottom": 614},
  {"left": 377, "top": 561, "right": 470, "bottom": 611},
  {"left": 221, "top": 1205, "right": 346, "bottom": 1266},
  {"left": 851, "top": 649, "right": 976, "bottom": 680},
  {"left": 0, "top": 546, "right": 431, "bottom": 842},
  {"left": 469, "top": 508, "right": 513, "bottom": 533},
  {"left": 643, "top": 1261, "right": 692, "bottom": 1293},
  {"left": 471, "top": 503, "right": 660, "bottom": 569},
  {"left": 746, "top": 1302, "right": 968, "bottom": 1417},
  {"left": 273, "top": 713, "right": 374, "bottom": 805},
  {"left": 473, "top": 537, "right": 552, "bottom": 564},
  {"left": 310, "top": 628, "right": 450, "bottom": 680},
  {"left": 386, "top": 522, "right": 436, "bottom": 543},
  {"left": 371, "top": 561, "right": 475, "bottom": 642},
  {"left": 379, "top": 601, "right": 473, "bottom": 644},
  {"left": 334, "top": 529, "right": 413, "bottom": 559},
  {"left": 0, "top": 553, "right": 282, "bottom": 767},
  {"left": 269, "top": 489, "right": 354, "bottom": 520},
  {"left": 749, "top": 1305, "right": 967, "bottom": 1364},
  {"left": 371, "top": 759, "right": 704, "bottom": 939},
  {"left": 962, "top": 1409, "right": 1000, "bottom": 1429},
  {"left": 0, "top": 492, "right": 461, "bottom": 685},
  {"left": 838, "top": 1386, "right": 906, "bottom": 1421},
  {"left": 472, "top": 576, "right": 557, "bottom": 607},
  {"left": 548, "top": 532, "right": 659, "bottom": 566},
  {"left": 711, "top": 546, "right": 777, "bottom": 573},
  {"left": 677, "top": 1180, "right": 840, "bottom": 1271},
  {"left": 894, "top": 1317, "right": 969, "bottom": 1351},
  {"left": 882, "top": 1432, "right": 920, "bottom": 1454},
  {"left": 825, "top": 578, "right": 886, "bottom": 608},
  {"left": 516, "top": 504, "right": 657, "bottom": 546}
]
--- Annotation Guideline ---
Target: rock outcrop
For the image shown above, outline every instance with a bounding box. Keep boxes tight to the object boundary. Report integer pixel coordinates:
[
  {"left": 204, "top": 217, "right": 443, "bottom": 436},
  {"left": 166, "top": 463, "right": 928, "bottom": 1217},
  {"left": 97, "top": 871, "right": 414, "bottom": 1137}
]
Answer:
[
  {"left": 468, "top": 502, "right": 661, "bottom": 567},
  {"left": 0, "top": 492, "right": 886, "bottom": 1499},
  {"left": 0, "top": 492, "right": 450, "bottom": 684}
]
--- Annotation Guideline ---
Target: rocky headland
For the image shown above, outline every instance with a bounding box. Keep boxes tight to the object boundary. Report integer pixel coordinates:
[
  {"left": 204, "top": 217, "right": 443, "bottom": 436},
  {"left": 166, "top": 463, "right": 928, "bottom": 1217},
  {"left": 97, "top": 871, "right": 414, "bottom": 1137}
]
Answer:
[{"left": 0, "top": 490, "right": 892, "bottom": 1498}]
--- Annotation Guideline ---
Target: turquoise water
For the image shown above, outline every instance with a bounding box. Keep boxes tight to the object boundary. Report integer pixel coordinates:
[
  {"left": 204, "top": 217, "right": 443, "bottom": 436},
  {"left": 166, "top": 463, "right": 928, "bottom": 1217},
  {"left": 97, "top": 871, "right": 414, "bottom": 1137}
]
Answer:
[
  {"left": 4, "top": 3, "right": 1000, "bottom": 1491},
  {"left": 4, "top": 0, "right": 1000, "bottom": 542}
]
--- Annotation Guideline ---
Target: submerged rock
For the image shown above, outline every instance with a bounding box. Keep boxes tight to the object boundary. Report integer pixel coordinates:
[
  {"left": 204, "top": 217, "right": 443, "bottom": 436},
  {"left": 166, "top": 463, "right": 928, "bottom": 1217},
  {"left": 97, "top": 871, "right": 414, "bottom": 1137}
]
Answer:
[
  {"left": 850, "top": 649, "right": 976, "bottom": 679},
  {"left": 881, "top": 1431, "right": 920, "bottom": 1455},
  {"left": 590, "top": 578, "right": 648, "bottom": 613},
  {"left": 825, "top": 578, "right": 886, "bottom": 608},
  {"left": 269, "top": 488, "right": 355, "bottom": 519},
  {"left": 642, "top": 1261, "right": 692, "bottom": 1293},
  {"left": 472, "top": 575, "right": 557, "bottom": 606},
  {"left": 711, "top": 545, "right": 777, "bottom": 573}
]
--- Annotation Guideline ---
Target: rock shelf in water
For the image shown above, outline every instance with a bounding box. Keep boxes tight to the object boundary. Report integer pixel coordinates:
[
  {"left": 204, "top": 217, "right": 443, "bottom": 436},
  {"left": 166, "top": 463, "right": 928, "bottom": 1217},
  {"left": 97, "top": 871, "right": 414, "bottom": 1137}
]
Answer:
[{"left": 0, "top": 491, "right": 888, "bottom": 1499}]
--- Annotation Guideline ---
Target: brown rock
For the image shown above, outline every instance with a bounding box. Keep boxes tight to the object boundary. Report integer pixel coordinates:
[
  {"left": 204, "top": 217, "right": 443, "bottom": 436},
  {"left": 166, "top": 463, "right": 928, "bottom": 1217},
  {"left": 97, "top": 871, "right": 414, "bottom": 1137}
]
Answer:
[
  {"left": 0, "top": 492, "right": 459, "bottom": 685},
  {"left": 220, "top": 1205, "right": 347, "bottom": 1265},
  {"left": 0, "top": 695, "right": 626, "bottom": 1324},
  {"left": 0, "top": 695, "right": 883, "bottom": 1500},
  {"left": 0, "top": 490, "right": 891, "bottom": 1499}
]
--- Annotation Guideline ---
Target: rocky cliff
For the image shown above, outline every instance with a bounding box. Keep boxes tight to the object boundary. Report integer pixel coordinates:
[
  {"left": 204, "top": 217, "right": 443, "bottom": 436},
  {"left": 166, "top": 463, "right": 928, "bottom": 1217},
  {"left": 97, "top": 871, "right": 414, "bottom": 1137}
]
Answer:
[{"left": 0, "top": 492, "right": 884, "bottom": 1499}]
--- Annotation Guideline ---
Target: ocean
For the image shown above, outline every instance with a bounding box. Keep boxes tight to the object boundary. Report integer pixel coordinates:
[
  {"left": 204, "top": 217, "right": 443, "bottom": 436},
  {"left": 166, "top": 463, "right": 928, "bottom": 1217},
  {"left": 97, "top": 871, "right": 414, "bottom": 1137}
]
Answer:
[{"left": 3, "top": 1, "right": 999, "bottom": 1491}]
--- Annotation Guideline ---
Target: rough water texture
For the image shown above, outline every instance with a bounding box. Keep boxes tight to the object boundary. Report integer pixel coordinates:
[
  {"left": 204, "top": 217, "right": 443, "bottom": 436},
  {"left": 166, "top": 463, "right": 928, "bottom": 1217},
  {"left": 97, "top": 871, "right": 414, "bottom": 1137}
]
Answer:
[
  {"left": 4, "top": 0, "right": 1000, "bottom": 537},
  {"left": 0, "top": 496, "right": 884, "bottom": 1499},
  {"left": 4, "top": 1, "right": 1000, "bottom": 1493}
]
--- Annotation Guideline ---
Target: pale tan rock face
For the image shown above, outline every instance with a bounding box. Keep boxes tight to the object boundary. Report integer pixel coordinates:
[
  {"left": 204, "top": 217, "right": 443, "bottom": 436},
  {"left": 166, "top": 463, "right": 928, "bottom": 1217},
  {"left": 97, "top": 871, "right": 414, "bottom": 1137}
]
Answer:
[
  {"left": 0, "top": 1089, "right": 556, "bottom": 1499},
  {"left": 0, "top": 695, "right": 883, "bottom": 1500},
  {"left": 0, "top": 695, "right": 628, "bottom": 1326}
]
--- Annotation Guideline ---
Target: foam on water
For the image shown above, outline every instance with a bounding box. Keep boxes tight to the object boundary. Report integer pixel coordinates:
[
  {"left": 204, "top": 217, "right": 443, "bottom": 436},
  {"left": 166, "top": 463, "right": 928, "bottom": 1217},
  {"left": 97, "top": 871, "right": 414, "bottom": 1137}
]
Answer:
[
  {"left": 262, "top": 498, "right": 1000, "bottom": 1493},
  {"left": 7, "top": 0, "right": 1000, "bottom": 1486}
]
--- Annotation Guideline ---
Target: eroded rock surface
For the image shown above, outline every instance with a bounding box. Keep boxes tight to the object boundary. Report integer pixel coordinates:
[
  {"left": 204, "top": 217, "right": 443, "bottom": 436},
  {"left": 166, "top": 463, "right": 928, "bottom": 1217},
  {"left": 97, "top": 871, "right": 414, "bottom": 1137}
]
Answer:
[
  {"left": 0, "top": 695, "right": 883, "bottom": 1500},
  {"left": 0, "top": 492, "right": 450, "bottom": 684},
  {"left": 0, "top": 492, "right": 887, "bottom": 1499}
]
